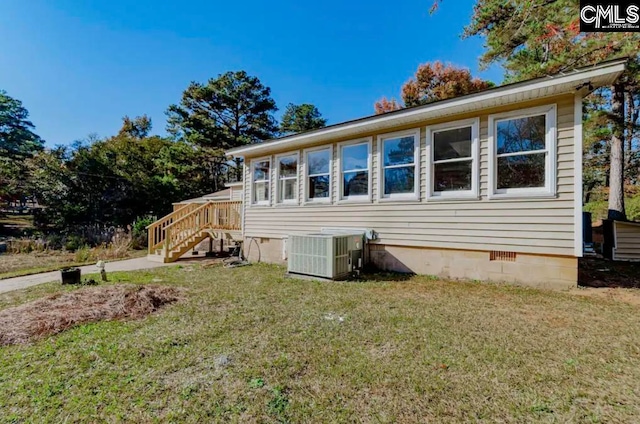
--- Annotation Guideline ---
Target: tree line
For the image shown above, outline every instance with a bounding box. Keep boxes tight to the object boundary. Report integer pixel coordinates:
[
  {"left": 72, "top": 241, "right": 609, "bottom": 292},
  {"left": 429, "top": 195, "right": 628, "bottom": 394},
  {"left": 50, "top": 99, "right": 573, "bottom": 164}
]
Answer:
[
  {"left": 0, "top": 72, "right": 326, "bottom": 234},
  {"left": 2, "top": 0, "right": 639, "bottom": 239}
]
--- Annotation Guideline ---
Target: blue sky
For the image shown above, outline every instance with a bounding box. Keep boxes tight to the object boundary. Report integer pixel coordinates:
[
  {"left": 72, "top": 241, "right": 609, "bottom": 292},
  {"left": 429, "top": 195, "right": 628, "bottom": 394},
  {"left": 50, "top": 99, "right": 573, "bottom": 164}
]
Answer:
[{"left": 0, "top": 0, "right": 504, "bottom": 147}]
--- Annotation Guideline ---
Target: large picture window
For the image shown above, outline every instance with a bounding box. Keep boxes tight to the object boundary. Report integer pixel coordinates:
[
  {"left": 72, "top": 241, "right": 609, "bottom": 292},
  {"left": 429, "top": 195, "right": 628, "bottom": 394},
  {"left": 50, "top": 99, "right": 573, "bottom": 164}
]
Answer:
[
  {"left": 251, "top": 157, "right": 271, "bottom": 205},
  {"left": 276, "top": 153, "right": 298, "bottom": 204},
  {"left": 378, "top": 129, "right": 420, "bottom": 200},
  {"left": 305, "top": 147, "right": 332, "bottom": 202},
  {"left": 339, "top": 139, "right": 371, "bottom": 201},
  {"left": 489, "top": 104, "right": 557, "bottom": 197},
  {"left": 427, "top": 118, "right": 479, "bottom": 199}
]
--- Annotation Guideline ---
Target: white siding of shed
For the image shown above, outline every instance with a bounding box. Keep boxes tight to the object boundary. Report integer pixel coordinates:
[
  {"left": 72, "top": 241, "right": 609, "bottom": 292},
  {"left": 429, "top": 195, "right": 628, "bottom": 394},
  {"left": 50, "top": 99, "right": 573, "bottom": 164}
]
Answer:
[{"left": 614, "top": 221, "right": 640, "bottom": 261}]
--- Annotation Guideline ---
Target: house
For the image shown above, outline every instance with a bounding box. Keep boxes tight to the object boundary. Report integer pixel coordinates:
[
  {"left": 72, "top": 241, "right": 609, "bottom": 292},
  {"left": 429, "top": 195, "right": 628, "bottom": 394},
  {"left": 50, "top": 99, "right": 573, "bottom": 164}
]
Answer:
[{"left": 222, "top": 59, "right": 626, "bottom": 289}]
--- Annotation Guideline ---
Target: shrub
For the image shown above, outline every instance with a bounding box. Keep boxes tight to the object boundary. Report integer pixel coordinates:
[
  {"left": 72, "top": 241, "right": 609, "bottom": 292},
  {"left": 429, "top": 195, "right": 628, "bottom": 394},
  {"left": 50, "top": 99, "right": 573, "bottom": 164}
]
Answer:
[
  {"left": 106, "top": 230, "right": 133, "bottom": 258},
  {"left": 64, "top": 235, "right": 86, "bottom": 252},
  {"left": 74, "top": 245, "right": 92, "bottom": 263},
  {"left": 584, "top": 195, "right": 640, "bottom": 222},
  {"left": 627, "top": 196, "right": 640, "bottom": 222},
  {"left": 131, "top": 216, "right": 155, "bottom": 249},
  {"left": 583, "top": 201, "right": 608, "bottom": 222},
  {"left": 6, "top": 238, "right": 49, "bottom": 254}
]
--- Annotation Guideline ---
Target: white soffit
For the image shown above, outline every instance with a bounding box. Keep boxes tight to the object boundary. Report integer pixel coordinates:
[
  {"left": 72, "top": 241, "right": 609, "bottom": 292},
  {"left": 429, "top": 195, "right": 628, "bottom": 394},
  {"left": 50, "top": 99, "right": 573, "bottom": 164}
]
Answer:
[{"left": 227, "top": 60, "right": 626, "bottom": 158}]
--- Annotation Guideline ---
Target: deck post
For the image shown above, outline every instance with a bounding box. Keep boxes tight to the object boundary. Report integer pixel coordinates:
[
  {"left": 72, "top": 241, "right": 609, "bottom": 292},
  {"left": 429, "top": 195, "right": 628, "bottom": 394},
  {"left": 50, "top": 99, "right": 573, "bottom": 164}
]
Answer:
[
  {"left": 148, "top": 225, "right": 154, "bottom": 255},
  {"left": 164, "top": 227, "right": 171, "bottom": 261}
]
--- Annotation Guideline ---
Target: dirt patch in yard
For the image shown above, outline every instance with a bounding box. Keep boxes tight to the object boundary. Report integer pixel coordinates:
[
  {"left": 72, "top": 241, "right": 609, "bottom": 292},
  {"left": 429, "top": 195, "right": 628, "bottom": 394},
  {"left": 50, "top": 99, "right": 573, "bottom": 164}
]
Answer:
[
  {"left": 575, "top": 257, "right": 640, "bottom": 306},
  {"left": 0, "top": 285, "right": 181, "bottom": 346},
  {"left": 579, "top": 257, "right": 640, "bottom": 288}
]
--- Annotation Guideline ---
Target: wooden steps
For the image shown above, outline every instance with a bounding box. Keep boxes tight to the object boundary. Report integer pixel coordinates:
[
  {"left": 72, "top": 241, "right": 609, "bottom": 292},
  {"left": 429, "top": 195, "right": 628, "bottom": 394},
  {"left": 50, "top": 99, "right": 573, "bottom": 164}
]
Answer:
[{"left": 146, "top": 200, "right": 242, "bottom": 263}]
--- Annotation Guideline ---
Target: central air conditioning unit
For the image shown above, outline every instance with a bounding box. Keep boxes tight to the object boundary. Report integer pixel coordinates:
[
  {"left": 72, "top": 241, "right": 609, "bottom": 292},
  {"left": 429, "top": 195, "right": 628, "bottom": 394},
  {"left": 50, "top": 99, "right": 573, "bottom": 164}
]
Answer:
[{"left": 287, "top": 232, "right": 364, "bottom": 280}]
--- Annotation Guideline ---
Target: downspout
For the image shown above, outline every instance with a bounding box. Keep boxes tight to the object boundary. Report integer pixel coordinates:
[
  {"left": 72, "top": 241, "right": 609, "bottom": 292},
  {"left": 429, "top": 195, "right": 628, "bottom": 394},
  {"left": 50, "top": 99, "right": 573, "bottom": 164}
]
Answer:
[{"left": 574, "top": 92, "right": 584, "bottom": 258}]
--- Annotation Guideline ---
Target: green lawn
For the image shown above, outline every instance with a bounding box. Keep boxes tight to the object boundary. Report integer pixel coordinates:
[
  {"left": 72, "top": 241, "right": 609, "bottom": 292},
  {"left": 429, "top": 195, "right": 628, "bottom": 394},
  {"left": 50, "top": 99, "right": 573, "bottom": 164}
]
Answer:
[{"left": 1, "top": 264, "right": 640, "bottom": 422}]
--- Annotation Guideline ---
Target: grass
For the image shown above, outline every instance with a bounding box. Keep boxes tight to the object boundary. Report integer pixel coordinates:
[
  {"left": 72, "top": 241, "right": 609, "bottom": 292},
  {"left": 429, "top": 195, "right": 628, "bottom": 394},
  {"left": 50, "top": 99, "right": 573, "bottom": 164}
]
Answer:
[
  {"left": 1, "top": 264, "right": 640, "bottom": 422},
  {"left": 0, "top": 250, "right": 147, "bottom": 280}
]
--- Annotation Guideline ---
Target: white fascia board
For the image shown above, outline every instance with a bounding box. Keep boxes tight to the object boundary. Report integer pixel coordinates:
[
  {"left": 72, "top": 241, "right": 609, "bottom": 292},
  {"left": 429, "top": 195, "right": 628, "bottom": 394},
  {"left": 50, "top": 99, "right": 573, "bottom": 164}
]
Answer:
[{"left": 227, "top": 60, "right": 626, "bottom": 159}]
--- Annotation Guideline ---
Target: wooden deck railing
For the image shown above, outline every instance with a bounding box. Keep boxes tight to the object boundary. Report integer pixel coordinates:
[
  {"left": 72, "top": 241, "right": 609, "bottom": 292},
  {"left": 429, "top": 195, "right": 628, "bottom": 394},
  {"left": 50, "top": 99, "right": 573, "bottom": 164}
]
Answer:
[
  {"left": 147, "top": 201, "right": 242, "bottom": 255},
  {"left": 147, "top": 203, "right": 202, "bottom": 252}
]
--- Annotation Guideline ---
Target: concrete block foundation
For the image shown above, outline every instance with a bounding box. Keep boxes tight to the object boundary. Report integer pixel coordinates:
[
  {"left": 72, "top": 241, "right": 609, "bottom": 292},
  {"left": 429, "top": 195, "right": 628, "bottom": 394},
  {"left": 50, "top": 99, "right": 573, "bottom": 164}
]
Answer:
[{"left": 244, "top": 237, "right": 578, "bottom": 290}]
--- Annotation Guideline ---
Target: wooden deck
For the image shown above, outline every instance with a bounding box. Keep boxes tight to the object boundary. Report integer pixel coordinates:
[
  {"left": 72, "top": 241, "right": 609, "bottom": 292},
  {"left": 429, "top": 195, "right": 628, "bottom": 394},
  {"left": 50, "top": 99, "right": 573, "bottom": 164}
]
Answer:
[{"left": 147, "top": 201, "right": 242, "bottom": 263}]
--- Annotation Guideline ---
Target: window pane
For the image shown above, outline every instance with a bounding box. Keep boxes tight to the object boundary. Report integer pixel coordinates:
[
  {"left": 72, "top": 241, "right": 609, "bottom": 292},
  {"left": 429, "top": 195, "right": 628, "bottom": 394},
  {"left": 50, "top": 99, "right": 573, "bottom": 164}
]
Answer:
[
  {"left": 280, "top": 179, "right": 296, "bottom": 202},
  {"left": 253, "top": 160, "right": 269, "bottom": 181},
  {"left": 279, "top": 155, "right": 297, "bottom": 178},
  {"left": 434, "top": 160, "right": 472, "bottom": 192},
  {"left": 434, "top": 127, "right": 471, "bottom": 161},
  {"left": 309, "top": 175, "right": 330, "bottom": 198},
  {"left": 254, "top": 181, "right": 269, "bottom": 203},
  {"left": 497, "top": 153, "right": 545, "bottom": 189},
  {"left": 342, "top": 144, "right": 368, "bottom": 171},
  {"left": 343, "top": 171, "right": 368, "bottom": 197},
  {"left": 384, "top": 166, "right": 415, "bottom": 195},
  {"left": 308, "top": 149, "right": 330, "bottom": 175},
  {"left": 497, "top": 115, "right": 546, "bottom": 154},
  {"left": 384, "top": 136, "right": 415, "bottom": 166}
]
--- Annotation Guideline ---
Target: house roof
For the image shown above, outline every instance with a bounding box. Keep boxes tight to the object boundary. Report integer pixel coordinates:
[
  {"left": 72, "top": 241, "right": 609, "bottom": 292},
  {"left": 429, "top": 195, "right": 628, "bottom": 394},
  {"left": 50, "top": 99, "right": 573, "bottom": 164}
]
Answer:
[
  {"left": 174, "top": 188, "right": 231, "bottom": 205},
  {"left": 226, "top": 59, "right": 626, "bottom": 158}
]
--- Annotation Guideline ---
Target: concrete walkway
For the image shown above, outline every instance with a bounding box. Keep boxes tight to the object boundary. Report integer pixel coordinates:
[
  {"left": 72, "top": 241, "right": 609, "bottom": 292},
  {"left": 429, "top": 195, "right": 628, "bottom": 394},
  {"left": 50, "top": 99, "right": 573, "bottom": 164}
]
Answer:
[{"left": 0, "top": 257, "right": 174, "bottom": 294}]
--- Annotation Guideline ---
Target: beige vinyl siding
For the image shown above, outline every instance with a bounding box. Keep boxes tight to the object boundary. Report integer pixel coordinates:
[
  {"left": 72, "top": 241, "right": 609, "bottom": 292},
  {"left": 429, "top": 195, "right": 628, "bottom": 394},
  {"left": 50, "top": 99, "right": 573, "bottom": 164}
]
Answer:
[
  {"left": 614, "top": 221, "right": 640, "bottom": 261},
  {"left": 243, "top": 94, "right": 577, "bottom": 257},
  {"left": 230, "top": 187, "right": 243, "bottom": 201}
]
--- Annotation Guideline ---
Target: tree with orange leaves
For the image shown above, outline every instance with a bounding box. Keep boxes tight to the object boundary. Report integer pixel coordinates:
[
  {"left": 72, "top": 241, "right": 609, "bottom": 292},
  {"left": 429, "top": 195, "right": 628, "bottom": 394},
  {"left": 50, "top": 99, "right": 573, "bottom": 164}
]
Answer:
[
  {"left": 374, "top": 97, "right": 402, "bottom": 114},
  {"left": 374, "top": 61, "right": 493, "bottom": 114}
]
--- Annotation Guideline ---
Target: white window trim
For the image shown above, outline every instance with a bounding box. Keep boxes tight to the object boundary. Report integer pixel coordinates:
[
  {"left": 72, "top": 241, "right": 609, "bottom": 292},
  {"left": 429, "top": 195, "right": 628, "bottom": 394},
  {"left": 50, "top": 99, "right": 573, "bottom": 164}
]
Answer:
[
  {"left": 250, "top": 156, "right": 272, "bottom": 206},
  {"left": 303, "top": 145, "right": 333, "bottom": 204},
  {"left": 426, "top": 118, "right": 479, "bottom": 201},
  {"left": 337, "top": 137, "right": 373, "bottom": 203},
  {"left": 275, "top": 151, "right": 299, "bottom": 205},
  {"left": 377, "top": 128, "right": 421, "bottom": 202},
  {"left": 488, "top": 104, "right": 557, "bottom": 199}
]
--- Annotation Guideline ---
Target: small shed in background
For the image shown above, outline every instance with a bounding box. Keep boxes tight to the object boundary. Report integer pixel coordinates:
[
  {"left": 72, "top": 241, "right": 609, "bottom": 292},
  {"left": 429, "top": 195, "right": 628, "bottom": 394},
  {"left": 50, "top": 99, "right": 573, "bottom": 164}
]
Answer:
[{"left": 603, "top": 220, "right": 640, "bottom": 261}]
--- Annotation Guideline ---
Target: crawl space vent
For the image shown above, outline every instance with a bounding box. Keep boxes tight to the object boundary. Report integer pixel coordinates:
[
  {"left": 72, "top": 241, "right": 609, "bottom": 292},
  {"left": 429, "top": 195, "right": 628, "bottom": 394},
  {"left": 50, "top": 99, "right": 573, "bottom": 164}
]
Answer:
[{"left": 489, "top": 251, "right": 517, "bottom": 262}]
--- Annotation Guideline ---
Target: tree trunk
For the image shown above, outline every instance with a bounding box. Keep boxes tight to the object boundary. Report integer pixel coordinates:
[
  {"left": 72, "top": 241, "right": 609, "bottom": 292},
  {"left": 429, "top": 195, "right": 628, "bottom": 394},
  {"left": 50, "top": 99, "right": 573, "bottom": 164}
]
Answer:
[
  {"left": 584, "top": 180, "right": 597, "bottom": 204},
  {"left": 234, "top": 157, "right": 243, "bottom": 182},
  {"left": 627, "top": 91, "right": 639, "bottom": 183},
  {"left": 624, "top": 91, "right": 637, "bottom": 178},
  {"left": 607, "top": 83, "right": 626, "bottom": 221},
  {"left": 625, "top": 92, "right": 633, "bottom": 163}
]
